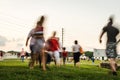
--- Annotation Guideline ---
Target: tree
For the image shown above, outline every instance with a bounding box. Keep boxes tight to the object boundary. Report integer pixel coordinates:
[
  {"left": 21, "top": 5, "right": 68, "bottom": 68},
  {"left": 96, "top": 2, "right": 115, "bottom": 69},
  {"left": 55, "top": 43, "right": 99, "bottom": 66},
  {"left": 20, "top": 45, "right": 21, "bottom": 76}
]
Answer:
[
  {"left": 7, "top": 51, "right": 20, "bottom": 55},
  {"left": 84, "top": 51, "right": 93, "bottom": 58}
]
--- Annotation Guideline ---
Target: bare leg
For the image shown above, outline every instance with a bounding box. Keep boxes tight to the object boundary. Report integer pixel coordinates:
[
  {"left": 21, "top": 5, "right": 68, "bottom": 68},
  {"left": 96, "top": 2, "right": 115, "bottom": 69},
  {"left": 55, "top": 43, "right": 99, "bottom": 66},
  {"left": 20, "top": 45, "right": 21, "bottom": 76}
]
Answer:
[
  {"left": 108, "top": 58, "right": 117, "bottom": 72},
  {"left": 108, "top": 58, "right": 117, "bottom": 75},
  {"left": 41, "top": 48, "right": 46, "bottom": 71},
  {"left": 29, "top": 54, "right": 36, "bottom": 69}
]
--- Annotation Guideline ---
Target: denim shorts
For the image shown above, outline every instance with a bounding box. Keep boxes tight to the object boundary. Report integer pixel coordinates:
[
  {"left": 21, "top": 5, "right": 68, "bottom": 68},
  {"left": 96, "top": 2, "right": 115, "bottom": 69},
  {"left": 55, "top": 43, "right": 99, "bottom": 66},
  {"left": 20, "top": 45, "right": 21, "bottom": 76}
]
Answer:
[{"left": 30, "top": 39, "right": 44, "bottom": 54}]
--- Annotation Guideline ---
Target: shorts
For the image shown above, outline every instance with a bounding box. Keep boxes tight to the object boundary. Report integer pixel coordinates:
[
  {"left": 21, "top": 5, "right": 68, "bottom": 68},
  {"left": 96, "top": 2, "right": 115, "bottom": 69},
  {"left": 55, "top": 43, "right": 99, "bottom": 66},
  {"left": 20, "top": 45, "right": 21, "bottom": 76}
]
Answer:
[
  {"left": 30, "top": 39, "right": 44, "bottom": 54},
  {"left": 48, "top": 50, "right": 60, "bottom": 64},
  {"left": 106, "top": 42, "right": 117, "bottom": 58},
  {"left": 73, "top": 52, "right": 81, "bottom": 63}
]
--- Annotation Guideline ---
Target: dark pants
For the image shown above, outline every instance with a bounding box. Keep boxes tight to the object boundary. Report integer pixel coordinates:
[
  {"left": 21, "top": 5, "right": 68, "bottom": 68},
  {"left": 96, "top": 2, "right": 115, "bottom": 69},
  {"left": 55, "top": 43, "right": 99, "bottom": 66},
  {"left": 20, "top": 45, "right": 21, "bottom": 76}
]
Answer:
[
  {"left": 73, "top": 52, "right": 81, "bottom": 63},
  {"left": 21, "top": 56, "right": 24, "bottom": 62}
]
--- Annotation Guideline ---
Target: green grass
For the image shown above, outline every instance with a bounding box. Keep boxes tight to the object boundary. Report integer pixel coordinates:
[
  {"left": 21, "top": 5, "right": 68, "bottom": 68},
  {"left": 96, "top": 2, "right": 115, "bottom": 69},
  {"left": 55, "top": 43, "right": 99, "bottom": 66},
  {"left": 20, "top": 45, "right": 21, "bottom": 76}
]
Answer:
[{"left": 0, "top": 59, "right": 120, "bottom": 80}]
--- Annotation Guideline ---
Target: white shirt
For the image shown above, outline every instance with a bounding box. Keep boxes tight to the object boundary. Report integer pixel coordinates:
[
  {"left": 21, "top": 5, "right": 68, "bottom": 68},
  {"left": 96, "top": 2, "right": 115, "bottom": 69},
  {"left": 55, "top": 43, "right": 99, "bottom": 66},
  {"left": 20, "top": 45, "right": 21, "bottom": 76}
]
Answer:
[
  {"left": 27, "top": 28, "right": 36, "bottom": 45},
  {"left": 72, "top": 44, "right": 81, "bottom": 53}
]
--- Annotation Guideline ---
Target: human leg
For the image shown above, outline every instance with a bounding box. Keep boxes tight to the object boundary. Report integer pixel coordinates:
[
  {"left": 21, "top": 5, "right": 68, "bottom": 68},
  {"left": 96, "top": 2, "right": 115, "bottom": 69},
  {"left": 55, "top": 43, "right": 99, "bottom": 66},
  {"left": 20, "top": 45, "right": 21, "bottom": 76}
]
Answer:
[
  {"left": 76, "top": 53, "right": 80, "bottom": 67},
  {"left": 54, "top": 51, "right": 60, "bottom": 66},
  {"left": 29, "top": 45, "right": 36, "bottom": 69},
  {"left": 63, "top": 57, "right": 65, "bottom": 65},
  {"left": 21, "top": 56, "right": 24, "bottom": 62},
  {"left": 38, "top": 53, "right": 42, "bottom": 68},
  {"left": 108, "top": 58, "right": 117, "bottom": 75},
  {"left": 73, "top": 52, "right": 80, "bottom": 67},
  {"left": 106, "top": 42, "right": 118, "bottom": 75},
  {"left": 73, "top": 53, "right": 76, "bottom": 67},
  {"left": 41, "top": 48, "right": 46, "bottom": 71},
  {"left": 29, "top": 54, "right": 36, "bottom": 69}
]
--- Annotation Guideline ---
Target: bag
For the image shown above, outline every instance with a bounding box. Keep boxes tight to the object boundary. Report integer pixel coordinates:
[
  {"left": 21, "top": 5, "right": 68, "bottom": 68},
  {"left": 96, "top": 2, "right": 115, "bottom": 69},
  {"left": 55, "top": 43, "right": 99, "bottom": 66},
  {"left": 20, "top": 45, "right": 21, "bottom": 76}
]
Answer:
[{"left": 80, "top": 47, "right": 84, "bottom": 54}]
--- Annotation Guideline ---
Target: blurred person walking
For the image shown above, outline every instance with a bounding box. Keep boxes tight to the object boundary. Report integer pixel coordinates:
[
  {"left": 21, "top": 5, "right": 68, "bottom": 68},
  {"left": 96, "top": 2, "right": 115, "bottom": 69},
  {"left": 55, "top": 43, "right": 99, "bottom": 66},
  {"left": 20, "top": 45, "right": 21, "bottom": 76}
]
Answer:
[
  {"left": 26, "top": 16, "right": 46, "bottom": 71},
  {"left": 99, "top": 16, "right": 119, "bottom": 76},
  {"left": 45, "top": 31, "right": 61, "bottom": 67},
  {"left": 62, "top": 47, "right": 68, "bottom": 65},
  {"left": 20, "top": 48, "right": 26, "bottom": 62},
  {"left": 72, "top": 40, "right": 82, "bottom": 67}
]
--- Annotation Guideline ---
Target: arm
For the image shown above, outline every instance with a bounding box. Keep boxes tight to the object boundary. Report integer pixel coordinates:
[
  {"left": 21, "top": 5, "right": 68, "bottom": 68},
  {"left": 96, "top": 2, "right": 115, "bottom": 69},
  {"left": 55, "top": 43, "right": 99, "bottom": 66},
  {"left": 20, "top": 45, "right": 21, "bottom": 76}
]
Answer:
[
  {"left": 26, "top": 29, "right": 33, "bottom": 46},
  {"left": 25, "top": 37, "right": 30, "bottom": 46},
  {"left": 99, "top": 31, "right": 105, "bottom": 43}
]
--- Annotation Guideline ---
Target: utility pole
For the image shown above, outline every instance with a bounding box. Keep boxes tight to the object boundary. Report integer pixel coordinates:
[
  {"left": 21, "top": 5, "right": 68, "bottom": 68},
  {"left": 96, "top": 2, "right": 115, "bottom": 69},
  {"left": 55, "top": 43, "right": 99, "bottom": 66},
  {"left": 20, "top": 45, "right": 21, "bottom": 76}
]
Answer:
[{"left": 62, "top": 28, "right": 64, "bottom": 48}]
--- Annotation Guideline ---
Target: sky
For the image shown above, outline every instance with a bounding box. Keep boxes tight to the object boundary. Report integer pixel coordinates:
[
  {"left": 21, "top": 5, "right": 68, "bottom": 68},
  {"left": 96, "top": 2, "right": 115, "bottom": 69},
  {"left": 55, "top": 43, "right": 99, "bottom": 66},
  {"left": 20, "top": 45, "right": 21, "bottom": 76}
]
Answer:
[{"left": 0, "top": 0, "right": 120, "bottom": 52}]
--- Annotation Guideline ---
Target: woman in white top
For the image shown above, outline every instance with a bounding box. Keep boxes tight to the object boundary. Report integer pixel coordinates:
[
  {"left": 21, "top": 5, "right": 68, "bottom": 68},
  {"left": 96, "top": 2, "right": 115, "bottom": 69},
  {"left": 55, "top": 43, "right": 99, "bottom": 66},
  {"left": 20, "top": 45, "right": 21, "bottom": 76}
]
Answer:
[
  {"left": 26, "top": 16, "right": 46, "bottom": 70},
  {"left": 72, "top": 40, "right": 82, "bottom": 67}
]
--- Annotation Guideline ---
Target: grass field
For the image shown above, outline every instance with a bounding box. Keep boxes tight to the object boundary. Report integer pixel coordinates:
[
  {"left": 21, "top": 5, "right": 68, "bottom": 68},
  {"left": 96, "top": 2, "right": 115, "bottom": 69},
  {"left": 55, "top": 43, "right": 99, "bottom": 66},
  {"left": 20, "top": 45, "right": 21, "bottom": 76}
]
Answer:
[{"left": 0, "top": 59, "right": 120, "bottom": 80}]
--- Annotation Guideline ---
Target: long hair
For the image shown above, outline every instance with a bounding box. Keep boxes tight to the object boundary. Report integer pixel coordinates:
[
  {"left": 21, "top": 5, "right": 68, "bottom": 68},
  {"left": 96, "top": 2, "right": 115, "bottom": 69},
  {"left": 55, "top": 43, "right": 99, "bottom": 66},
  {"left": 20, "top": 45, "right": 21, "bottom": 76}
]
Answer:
[{"left": 37, "top": 16, "right": 45, "bottom": 26}]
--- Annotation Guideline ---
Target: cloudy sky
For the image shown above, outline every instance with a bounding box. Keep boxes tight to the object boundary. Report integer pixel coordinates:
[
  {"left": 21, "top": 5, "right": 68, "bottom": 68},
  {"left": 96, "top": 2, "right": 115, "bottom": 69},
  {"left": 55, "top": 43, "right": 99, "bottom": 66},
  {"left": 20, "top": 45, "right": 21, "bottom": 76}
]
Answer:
[{"left": 0, "top": 0, "right": 120, "bottom": 52}]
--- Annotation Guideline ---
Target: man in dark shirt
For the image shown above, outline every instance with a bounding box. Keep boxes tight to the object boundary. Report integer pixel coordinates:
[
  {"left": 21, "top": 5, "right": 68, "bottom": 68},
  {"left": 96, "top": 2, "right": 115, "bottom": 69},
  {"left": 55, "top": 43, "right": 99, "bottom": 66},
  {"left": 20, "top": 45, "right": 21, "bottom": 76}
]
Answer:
[{"left": 99, "top": 16, "right": 119, "bottom": 76}]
